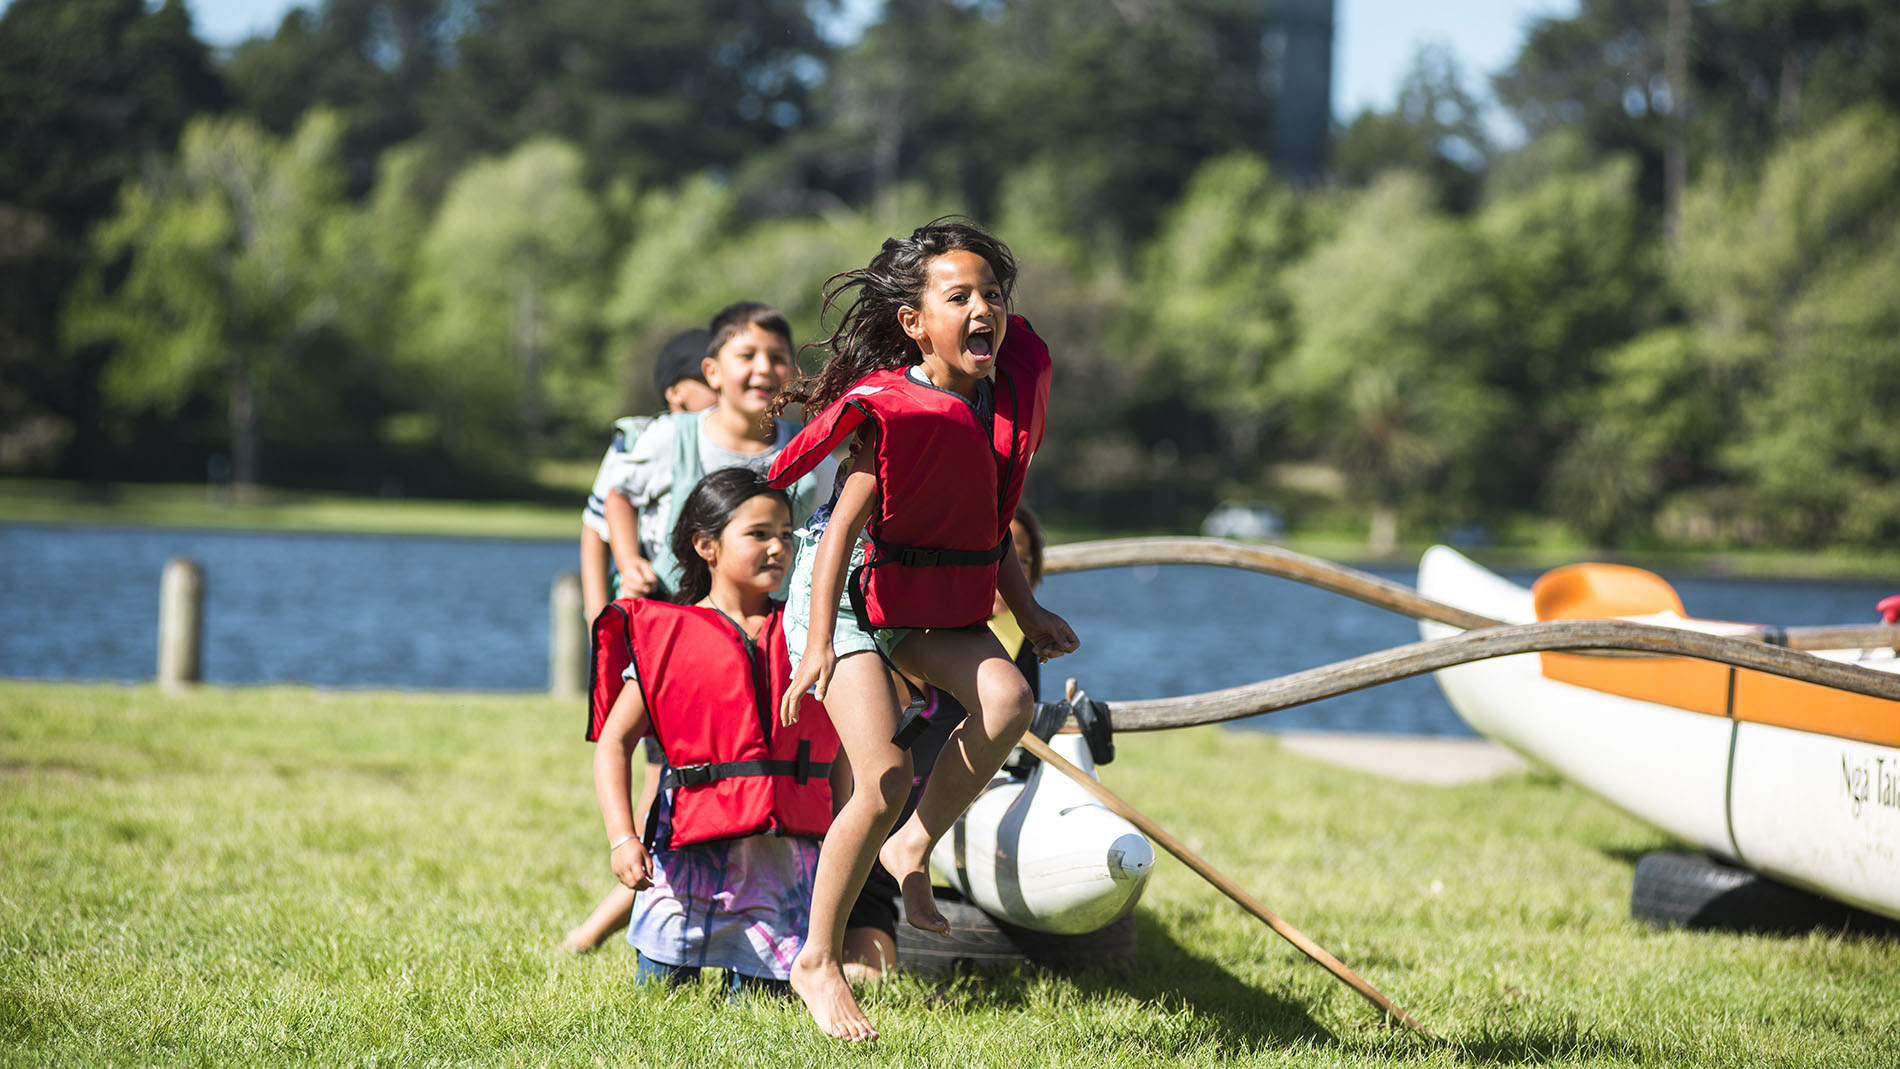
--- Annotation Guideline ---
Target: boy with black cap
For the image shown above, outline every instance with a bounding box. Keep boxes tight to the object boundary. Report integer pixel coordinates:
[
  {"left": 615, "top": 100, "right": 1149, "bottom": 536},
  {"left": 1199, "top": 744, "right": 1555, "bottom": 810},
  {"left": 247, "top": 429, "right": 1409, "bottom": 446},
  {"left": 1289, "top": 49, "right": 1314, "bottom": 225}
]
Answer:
[
  {"left": 565, "top": 328, "right": 717, "bottom": 956},
  {"left": 579, "top": 329, "right": 718, "bottom": 621}
]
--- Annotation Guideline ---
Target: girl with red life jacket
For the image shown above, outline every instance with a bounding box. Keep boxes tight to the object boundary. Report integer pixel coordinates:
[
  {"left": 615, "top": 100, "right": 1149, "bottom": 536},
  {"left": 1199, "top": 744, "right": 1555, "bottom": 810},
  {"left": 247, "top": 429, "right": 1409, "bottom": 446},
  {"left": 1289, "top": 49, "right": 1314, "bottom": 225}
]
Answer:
[
  {"left": 565, "top": 303, "right": 839, "bottom": 956},
  {"left": 763, "top": 218, "right": 1081, "bottom": 1041},
  {"left": 592, "top": 468, "right": 841, "bottom": 994}
]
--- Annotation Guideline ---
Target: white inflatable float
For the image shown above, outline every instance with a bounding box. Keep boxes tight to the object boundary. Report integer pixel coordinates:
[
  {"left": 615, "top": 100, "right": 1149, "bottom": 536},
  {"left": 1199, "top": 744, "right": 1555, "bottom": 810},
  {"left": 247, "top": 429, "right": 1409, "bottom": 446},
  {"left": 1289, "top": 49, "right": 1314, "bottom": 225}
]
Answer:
[{"left": 930, "top": 728, "right": 1155, "bottom": 935}]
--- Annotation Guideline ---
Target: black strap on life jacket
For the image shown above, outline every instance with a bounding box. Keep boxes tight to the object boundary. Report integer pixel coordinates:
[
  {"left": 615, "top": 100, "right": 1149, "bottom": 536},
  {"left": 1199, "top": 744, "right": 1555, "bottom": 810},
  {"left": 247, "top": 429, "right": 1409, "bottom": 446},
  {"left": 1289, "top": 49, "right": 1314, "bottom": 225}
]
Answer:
[
  {"left": 643, "top": 740, "right": 831, "bottom": 850},
  {"left": 846, "top": 534, "right": 1011, "bottom": 637},
  {"left": 890, "top": 686, "right": 939, "bottom": 750},
  {"left": 659, "top": 756, "right": 833, "bottom": 791}
]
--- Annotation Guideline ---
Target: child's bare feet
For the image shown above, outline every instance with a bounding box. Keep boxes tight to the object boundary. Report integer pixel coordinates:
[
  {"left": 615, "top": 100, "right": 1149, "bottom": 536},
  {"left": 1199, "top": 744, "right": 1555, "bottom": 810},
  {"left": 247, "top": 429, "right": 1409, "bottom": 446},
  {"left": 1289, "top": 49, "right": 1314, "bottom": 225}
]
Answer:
[
  {"left": 879, "top": 827, "right": 949, "bottom": 935},
  {"left": 790, "top": 951, "right": 878, "bottom": 1041}
]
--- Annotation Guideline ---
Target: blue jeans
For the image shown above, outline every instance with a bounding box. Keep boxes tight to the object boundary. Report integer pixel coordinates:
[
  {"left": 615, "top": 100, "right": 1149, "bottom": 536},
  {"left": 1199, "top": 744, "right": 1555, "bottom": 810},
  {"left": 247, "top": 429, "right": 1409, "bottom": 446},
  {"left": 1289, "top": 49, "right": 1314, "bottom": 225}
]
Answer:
[{"left": 635, "top": 952, "right": 791, "bottom": 999}]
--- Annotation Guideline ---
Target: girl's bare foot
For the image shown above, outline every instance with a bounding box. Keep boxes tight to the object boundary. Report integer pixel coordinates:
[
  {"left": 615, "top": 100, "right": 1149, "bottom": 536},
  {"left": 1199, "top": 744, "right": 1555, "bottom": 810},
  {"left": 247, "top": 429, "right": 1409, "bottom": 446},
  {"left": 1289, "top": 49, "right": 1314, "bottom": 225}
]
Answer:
[
  {"left": 790, "top": 951, "right": 878, "bottom": 1041},
  {"left": 879, "top": 830, "right": 949, "bottom": 935}
]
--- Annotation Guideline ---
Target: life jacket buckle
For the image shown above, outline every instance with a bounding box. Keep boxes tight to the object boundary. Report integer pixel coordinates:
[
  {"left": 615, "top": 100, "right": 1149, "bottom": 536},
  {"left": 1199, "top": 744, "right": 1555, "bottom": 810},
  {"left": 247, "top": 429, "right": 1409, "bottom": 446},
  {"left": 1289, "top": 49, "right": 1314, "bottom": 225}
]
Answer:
[
  {"left": 898, "top": 547, "right": 944, "bottom": 568},
  {"left": 672, "top": 763, "right": 715, "bottom": 787}
]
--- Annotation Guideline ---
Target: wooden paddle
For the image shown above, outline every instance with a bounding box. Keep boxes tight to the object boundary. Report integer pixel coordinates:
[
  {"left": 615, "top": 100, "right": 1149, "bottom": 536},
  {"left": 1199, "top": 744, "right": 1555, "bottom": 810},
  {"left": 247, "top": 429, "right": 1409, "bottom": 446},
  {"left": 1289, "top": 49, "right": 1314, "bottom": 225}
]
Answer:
[
  {"left": 1068, "top": 616, "right": 1900, "bottom": 733},
  {"left": 1016, "top": 727, "right": 1436, "bottom": 1039},
  {"left": 1042, "top": 538, "right": 1900, "bottom": 653}
]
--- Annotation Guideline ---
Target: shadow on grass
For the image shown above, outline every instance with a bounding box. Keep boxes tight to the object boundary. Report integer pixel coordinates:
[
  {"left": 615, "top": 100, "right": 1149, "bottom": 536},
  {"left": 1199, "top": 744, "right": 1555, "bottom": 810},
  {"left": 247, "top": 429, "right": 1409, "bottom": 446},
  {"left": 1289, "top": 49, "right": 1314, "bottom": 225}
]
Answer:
[
  {"left": 911, "top": 908, "right": 1337, "bottom": 1057},
  {"left": 1108, "top": 911, "right": 1335, "bottom": 1051}
]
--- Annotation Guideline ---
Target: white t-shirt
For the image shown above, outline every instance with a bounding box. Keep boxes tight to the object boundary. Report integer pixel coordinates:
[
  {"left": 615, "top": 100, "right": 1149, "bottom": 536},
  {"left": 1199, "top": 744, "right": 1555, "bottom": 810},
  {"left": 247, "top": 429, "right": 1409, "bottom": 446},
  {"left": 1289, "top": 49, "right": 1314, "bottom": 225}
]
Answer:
[
  {"left": 582, "top": 415, "right": 654, "bottom": 541},
  {"left": 613, "top": 411, "right": 839, "bottom": 562}
]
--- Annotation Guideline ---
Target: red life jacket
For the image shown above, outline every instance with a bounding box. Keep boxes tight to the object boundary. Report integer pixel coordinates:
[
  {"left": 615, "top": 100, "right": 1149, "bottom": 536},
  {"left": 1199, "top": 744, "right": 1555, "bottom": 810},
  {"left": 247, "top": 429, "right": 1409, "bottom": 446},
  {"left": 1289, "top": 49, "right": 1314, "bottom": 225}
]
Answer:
[
  {"left": 588, "top": 598, "right": 838, "bottom": 849},
  {"left": 767, "top": 314, "right": 1050, "bottom": 631}
]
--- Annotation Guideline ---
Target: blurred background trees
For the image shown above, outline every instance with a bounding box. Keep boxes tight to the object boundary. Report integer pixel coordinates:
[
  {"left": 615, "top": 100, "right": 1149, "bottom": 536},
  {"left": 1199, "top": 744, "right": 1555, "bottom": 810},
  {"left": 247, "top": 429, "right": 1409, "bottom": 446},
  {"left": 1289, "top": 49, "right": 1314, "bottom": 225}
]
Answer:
[{"left": 5, "top": 0, "right": 1899, "bottom": 549}]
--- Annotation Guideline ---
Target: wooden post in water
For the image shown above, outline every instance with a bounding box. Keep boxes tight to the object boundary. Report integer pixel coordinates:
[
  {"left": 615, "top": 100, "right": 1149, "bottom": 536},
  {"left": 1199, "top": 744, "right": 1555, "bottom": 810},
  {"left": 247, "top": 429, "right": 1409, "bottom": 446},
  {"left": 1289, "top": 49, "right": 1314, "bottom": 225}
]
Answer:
[
  {"left": 549, "top": 571, "right": 585, "bottom": 697},
  {"left": 157, "top": 557, "right": 203, "bottom": 691}
]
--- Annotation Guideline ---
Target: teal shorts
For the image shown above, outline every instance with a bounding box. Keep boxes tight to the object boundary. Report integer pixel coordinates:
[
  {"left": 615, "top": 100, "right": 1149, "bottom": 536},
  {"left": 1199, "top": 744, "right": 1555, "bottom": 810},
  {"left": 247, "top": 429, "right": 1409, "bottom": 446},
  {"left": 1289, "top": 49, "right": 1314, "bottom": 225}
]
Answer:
[{"left": 785, "top": 533, "right": 911, "bottom": 671}]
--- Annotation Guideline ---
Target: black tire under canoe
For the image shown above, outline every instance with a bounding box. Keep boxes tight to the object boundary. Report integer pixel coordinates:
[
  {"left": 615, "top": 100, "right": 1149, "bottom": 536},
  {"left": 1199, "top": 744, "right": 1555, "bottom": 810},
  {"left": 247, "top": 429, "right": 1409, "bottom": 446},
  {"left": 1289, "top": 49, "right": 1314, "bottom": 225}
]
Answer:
[
  {"left": 893, "top": 890, "right": 1138, "bottom": 976},
  {"left": 1630, "top": 851, "right": 1896, "bottom": 936}
]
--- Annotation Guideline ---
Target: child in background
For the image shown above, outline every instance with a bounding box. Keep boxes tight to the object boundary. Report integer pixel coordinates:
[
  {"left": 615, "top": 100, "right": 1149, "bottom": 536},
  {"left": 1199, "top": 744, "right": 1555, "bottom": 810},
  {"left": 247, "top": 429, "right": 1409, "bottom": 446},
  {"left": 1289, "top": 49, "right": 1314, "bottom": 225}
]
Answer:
[
  {"left": 604, "top": 302, "right": 836, "bottom": 600},
  {"left": 766, "top": 219, "right": 1079, "bottom": 1040},
  {"left": 579, "top": 328, "right": 717, "bottom": 622},
  {"left": 592, "top": 468, "right": 841, "bottom": 993},
  {"left": 564, "top": 304, "right": 838, "bottom": 954}
]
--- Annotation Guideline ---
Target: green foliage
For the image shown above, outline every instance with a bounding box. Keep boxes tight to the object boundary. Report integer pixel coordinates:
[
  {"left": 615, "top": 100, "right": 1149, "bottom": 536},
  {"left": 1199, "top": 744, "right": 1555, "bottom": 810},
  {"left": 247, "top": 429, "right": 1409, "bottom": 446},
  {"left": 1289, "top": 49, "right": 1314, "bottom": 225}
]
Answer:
[
  {"left": 1142, "top": 153, "right": 1306, "bottom": 415},
  {"left": 222, "top": 0, "right": 445, "bottom": 188},
  {"left": 1475, "top": 156, "right": 1662, "bottom": 510},
  {"left": 0, "top": 0, "right": 225, "bottom": 474},
  {"left": 1497, "top": 0, "right": 1900, "bottom": 208},
  {"left": 1691, "top": 0, "right": 1900, "bottom": 163},
  {"left": 63, "top": 110, "right": 361, "bottom": 487},
  {"left": 1332, "top": 44, "right": 1493, "bottom": 211},
  {"left": 821, "top": 0, "right": 1276, "bottom": 243},
  {"left": 14, "top": 0, "right": 1900, "bottom": 551},
  {"left": 1548, "top": 327, "right": 1711, "bottom": 544},
  {"left": 1280, "top": 174, "right": 1509, "bottom": 538},
  {"left": 401, "top": 138, "right": 610, "bottom": 464},
  {"left": 1495, "top": 0, "right": 1672, "bottom": 202},
  {"left": 0, "top": 0, "right": 224, "bottom": 232},
  {"left": 435, "top": 0, "right": 829, "bottom": 188},
  {"left": 1674, "top": 104, "right": 1900, "bottom": 546}
]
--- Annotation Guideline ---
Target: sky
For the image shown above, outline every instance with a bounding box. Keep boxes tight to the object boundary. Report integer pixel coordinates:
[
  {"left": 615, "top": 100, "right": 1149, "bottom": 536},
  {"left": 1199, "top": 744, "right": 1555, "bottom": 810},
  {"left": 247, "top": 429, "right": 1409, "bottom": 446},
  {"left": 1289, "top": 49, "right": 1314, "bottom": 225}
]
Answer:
[{"left": 183, "top": 0, "right": 1578, "bottom": 135}]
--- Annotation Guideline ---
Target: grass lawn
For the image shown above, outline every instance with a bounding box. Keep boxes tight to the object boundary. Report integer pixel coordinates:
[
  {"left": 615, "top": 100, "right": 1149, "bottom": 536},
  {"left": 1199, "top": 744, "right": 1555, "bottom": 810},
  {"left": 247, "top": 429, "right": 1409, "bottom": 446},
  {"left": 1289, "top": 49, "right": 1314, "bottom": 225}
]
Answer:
[
  {"left": 0, "top": 479, "right": 581, "bottom": 541},
  {"left": 3, "top": 683, "right": 1895, "bottom": 1066}
]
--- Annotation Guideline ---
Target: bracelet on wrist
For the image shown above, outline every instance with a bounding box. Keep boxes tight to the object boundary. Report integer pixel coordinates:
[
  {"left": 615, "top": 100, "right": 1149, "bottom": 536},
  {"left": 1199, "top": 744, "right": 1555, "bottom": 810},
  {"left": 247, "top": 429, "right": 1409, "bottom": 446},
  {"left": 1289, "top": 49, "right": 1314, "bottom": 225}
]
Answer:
[{"left": 609, "top": 833, "right": 638, "bottom": 853}]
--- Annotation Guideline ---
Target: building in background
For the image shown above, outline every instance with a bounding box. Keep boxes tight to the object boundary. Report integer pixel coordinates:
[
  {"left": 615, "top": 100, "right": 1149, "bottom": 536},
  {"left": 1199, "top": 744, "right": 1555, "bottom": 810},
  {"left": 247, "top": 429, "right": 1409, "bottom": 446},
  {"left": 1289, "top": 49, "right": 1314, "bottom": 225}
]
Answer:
[{"left": 1259, "top": 0, "right": 1334, "bottom": 182}]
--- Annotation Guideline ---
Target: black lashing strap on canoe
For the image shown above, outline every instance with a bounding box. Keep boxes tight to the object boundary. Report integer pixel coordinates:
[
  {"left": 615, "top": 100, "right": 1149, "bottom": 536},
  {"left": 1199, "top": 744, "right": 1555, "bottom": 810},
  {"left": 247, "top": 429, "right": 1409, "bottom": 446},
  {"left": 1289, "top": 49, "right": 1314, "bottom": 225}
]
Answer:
[
  {"left": 1073, "top": 694, "right": 1115, "bottom": 765},
  {"left": 1002, "top": 693, "right": 1115, "bottom": 776}
]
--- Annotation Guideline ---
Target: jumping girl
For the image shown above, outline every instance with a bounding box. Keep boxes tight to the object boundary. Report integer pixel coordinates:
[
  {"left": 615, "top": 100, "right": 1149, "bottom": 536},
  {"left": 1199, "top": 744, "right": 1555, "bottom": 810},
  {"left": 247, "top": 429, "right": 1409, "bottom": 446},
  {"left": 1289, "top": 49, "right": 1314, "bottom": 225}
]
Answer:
[
  {"left": 591, "top": 467, "right": 842, "bottom": 993},
  {"left": 766, "top": 218, "right": 1080, "bottom": 1040}
]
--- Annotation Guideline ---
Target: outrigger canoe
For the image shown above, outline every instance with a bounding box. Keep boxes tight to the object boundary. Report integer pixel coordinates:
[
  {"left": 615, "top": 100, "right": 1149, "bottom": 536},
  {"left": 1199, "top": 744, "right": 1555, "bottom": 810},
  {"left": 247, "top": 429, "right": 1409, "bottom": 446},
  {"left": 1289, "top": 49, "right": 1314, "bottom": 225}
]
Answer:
[{"left": 1417, "top": 545, "right": 1900, "bottom": 922}]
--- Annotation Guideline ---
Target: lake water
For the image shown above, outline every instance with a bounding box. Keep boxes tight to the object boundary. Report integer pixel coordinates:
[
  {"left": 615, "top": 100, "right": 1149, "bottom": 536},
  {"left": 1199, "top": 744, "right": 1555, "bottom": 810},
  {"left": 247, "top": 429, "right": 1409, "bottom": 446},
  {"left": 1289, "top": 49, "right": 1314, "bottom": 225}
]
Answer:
[{"left": 3, "top": 523, "right": 1894, "bottom": 737}]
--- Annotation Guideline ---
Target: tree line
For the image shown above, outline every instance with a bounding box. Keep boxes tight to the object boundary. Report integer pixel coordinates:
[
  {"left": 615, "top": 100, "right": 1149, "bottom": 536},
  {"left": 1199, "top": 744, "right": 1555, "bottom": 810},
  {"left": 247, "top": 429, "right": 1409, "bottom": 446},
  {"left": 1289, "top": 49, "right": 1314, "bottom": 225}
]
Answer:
[{"left": 4, "top": 0, "right": 1898, "bottom": 550}]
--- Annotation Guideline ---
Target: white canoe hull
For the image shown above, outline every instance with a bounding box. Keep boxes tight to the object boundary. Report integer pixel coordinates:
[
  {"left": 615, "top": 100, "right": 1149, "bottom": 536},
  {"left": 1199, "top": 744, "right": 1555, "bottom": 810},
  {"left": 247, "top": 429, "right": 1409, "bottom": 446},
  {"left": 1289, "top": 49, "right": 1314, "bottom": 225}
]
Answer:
[
  {"left": 1418, "top": 545, "right": 1900, "bottom": 921},
  {"left": 931, "top": 733, "right": 1155, "bottom": 934}
]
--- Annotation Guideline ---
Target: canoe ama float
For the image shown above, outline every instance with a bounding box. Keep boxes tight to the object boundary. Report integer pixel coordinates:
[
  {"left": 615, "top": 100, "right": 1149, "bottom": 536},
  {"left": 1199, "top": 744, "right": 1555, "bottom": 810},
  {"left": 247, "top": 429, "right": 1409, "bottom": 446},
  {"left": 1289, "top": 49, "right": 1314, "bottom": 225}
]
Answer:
[
  {"left": 931, "top": 730, "right": 1155, "bottom": 935},
  {"left": 1417, "top": 544, "right": 1900, "bottom": 922}
]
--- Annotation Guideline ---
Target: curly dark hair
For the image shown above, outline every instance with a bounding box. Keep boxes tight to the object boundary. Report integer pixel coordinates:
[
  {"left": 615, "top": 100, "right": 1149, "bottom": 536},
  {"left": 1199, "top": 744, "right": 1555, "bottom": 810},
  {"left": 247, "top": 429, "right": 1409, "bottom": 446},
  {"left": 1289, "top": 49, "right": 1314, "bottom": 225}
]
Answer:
[
  {"left": 771, "top": 216, "right": 1017, "bottom": 418},
  {"left": 667, "top": 467, "right": 792, "bottom": 607}
]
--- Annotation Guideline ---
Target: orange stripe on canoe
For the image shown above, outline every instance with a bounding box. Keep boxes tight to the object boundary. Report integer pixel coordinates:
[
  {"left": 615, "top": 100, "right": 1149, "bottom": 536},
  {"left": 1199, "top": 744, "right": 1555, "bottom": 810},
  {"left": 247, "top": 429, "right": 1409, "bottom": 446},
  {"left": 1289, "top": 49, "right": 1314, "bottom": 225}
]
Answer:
[{"left": 1532, "top": 562, "right": 1900, "bottom": 747}]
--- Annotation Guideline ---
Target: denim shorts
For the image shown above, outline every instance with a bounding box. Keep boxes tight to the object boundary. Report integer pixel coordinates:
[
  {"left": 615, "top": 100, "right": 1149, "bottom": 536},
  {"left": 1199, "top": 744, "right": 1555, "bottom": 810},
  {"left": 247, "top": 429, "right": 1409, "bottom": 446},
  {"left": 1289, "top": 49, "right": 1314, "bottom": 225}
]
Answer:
[
  {"left": 635, "top": 952, "right": 790, "bottom": 998},
  {"left": 785, "top": 532, "right": 910, "bottom": 669}
]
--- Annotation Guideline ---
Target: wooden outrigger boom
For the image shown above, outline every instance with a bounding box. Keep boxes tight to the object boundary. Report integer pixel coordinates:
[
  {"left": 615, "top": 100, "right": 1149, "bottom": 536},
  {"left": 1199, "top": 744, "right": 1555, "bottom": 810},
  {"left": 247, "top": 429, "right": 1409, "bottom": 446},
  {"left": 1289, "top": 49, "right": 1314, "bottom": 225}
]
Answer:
[
  {"left": 1045, "top": 538, "right": 1900, "bottom": 655},
  {"left": 1043, "top": 538, "right": 1900, "bottom": 732}
]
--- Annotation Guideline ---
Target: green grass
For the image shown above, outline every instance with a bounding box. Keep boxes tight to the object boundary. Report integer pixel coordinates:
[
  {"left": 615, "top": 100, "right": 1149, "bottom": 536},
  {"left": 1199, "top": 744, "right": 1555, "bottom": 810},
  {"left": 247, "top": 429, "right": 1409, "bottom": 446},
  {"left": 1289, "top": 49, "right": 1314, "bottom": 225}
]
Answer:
[
  {"left": 3, "top": 683, "right": 1895, "bottom": 1066},
  {"left": 0, "top": 478, "right": 580, "bottom": 540}
]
